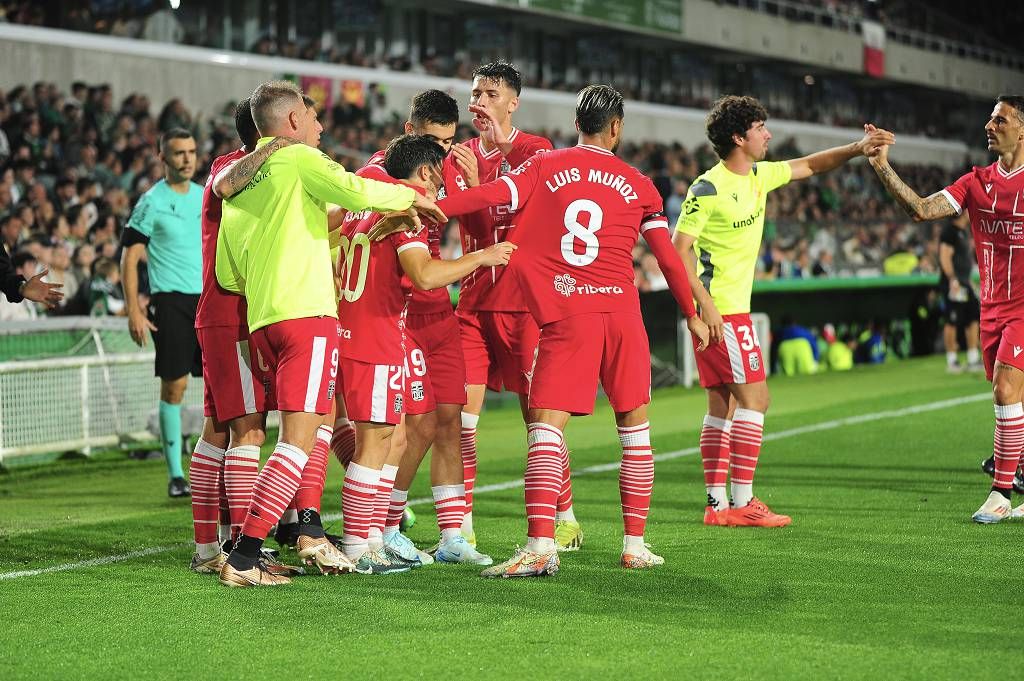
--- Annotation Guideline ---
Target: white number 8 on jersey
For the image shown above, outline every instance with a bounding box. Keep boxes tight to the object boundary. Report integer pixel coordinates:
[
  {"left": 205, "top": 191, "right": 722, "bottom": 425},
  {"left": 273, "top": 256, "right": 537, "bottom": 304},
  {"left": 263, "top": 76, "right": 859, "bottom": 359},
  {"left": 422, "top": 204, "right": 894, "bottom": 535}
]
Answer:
[{"left": 561, "top": 199, "right": 603, "bottom": 267}]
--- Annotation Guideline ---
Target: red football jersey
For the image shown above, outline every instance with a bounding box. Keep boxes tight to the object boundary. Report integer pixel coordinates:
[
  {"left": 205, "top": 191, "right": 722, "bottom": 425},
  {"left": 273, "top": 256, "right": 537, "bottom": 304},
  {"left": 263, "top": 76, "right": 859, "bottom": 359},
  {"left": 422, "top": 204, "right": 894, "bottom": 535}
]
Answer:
[
  {"left": 457, "top": 128, "right": 553, "bottom": 312},
  {"left": 439, "top": 144, "right": 666, "bottom": 326},
  {"left": 195, "top": 148, "right": 247, "bottom": 329},
  {"left": 943, "top": 161, "right": 1024, "bottom": 318},
  {"left": 337, "top": 176, "right": 429, "bottom": 365},
  {"left": 362, "top": 151, "right": 462, "bottom": 315}
]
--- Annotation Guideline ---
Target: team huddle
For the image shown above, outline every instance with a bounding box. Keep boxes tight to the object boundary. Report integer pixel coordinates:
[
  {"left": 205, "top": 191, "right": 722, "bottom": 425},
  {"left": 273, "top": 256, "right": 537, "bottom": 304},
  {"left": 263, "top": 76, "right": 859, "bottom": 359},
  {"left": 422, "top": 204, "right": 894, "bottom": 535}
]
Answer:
[{"left": 163, "top": 57, "right": 1024, "bottom": 586}]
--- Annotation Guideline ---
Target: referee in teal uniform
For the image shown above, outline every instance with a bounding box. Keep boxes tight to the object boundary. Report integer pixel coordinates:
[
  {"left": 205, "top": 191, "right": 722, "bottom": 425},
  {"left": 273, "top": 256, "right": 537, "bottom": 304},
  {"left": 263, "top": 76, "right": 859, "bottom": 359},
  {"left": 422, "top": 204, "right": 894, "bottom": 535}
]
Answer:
[{"left": 121, "top": 128, "right": 203, "bottom": 498}]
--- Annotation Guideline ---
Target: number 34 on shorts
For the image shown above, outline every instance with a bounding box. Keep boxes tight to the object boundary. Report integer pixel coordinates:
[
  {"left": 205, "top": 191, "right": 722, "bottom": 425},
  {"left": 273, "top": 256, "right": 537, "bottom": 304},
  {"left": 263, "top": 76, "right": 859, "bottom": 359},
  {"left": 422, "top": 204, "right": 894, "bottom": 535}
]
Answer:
[{"left": 692, "top": 313, "right": 766, "bottom": 388}]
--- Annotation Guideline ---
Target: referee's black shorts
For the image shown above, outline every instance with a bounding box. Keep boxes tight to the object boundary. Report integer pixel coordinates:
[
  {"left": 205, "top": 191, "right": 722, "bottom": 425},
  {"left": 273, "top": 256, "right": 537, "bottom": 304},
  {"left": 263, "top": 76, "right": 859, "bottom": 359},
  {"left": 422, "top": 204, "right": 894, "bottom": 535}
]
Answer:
[
  {"left": 941, "top": 290, "right": 981, "bottom": 329},
  {"left": 147, "top": 292, "right": 202, "bottom": 380}
]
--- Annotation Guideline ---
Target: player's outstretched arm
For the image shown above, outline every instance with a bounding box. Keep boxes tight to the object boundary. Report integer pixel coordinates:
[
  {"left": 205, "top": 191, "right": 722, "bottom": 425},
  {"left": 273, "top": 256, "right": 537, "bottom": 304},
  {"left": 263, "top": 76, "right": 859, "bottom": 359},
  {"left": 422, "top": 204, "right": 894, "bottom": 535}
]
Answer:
[
  {"left": 399, "top": 242, "right": 516, "bottom": 291},
  {"left": 212, "top": 136, "right": 298, "bottom": 199},
  {"left": 868, "top": 143, "right": 958, "bottom": 222},
  {"left": 436, "top": 176, "right": 514, "bottom": 219},
  {"left": 787, "top": 126, "right": 895, "bottom": 181}
]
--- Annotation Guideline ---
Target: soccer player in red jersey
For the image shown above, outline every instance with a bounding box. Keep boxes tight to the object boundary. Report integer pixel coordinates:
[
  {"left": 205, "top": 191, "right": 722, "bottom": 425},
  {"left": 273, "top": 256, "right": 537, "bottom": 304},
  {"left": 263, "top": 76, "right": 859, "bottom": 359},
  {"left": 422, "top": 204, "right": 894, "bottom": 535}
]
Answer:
[
  {"left": 336, "top": 134, "right": 513, "bottom": 573},
  {"left": 867, "top": 95, "right": 1024, "bottom": 523},
  {"left": 361, "top": 90, "right": 494, "bottom": 564},
  {"left": 437, "top": 85, "right": 710, "bottom": 577},
  {"left": 455, "top": 61, "right": 583, "bottom": 550},
  {"left": 187, "top": 98, "right": 297, "bottom": 575}
]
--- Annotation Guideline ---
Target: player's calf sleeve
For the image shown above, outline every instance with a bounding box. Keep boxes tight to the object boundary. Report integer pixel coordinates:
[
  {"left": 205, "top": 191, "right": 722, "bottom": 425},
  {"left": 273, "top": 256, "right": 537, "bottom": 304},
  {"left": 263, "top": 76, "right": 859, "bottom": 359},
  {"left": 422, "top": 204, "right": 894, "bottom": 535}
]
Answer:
[
  {"left": 341, "top": 463, "right": 381, "bottom": 559},
  {"left": 525, "top": 423, "right": 564, "bottom": 539},
  {"left": 189, "top": 438, "right": 225, "bottom": 554},
  {"left": 294, "top": 425, "right": 332, "bottom": 514},
  {"left": 555, "top": 436, "right": 575, "bottom": 518},
  {"left": 385, "top": 488, "right": 409, "bottom": 533},
  {"left": 618, "top": 423, "right": 654, "bottom": 537},
  {"left": 224, "top": 445, "right": 261, "bottom": 539},
  {"left": 993, "top": 403, "right": 1024, "bottom": 494},
  {"left": 370, "top": 464, "right": 399, "bottom": 548},
  {"left": 432, "top": 484, "right": 466, "bottom": 539},
  {"left": 158, "top": 400, "right": 185, "bottom": 479},
  {"left": 240, "top": 442, "right": 309, "bottom": 540},
  {"left": 331, "top": 417, "right": 356, "bottom": 468},
  {"left": 461, "top": 413, "right": 479, "bottom": 513},
  {"left": 700, "top": 415, "right": 731, "bottom": 509},
  {"left": 730, "top": 408, "right": 765, "bottom": 508}
]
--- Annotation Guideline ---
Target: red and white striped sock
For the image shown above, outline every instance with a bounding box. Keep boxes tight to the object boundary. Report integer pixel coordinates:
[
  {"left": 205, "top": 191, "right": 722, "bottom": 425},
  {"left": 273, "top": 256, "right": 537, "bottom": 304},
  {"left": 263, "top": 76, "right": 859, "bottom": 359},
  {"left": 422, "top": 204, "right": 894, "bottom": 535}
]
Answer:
[
  {"left": 331, "top": 417, "right": 356, "bottom": 469},
  {"left": 555, "top": 437, "right": 576, "bottom": 522},
  {"left": 240, "top": 442, "right": 308, "bottom": 540},
  {"left": 341, "top": 463, "right": 381, "bottom": 559},
  {"left": 369, "top": 464, "right": 398, "bottom": 550},
  {"left": 730, "top": 408, "right": 765, "bottom": 508},
  {"left": 461, "top": 413, "right": 479, "bottom": 533},
  {"left": 993, "top": 403, "right": 1024, "bottom": 494},
  {"left": 700, "top": 415, "right": 731, "bottom": 510},
  {"left": 432, "top": 484, "right": 466, "bottom": 541},
  {"left": 293, "top": 425, "right": 332, "bottom": 513},
  {"left": 223, "top": 444, "right": 260, "bottom": 541},
  {"left": 524, "top": 423, "right": 563, "bottom": 550},
  {"left": 189, "top": 438, "right": 225, "bottom": 557},
  {"left": 618, "top": 422, "right": 654, "bottom": 538},
  {"left": 385, "top": 488, "right": 408, "bottom": 534}
]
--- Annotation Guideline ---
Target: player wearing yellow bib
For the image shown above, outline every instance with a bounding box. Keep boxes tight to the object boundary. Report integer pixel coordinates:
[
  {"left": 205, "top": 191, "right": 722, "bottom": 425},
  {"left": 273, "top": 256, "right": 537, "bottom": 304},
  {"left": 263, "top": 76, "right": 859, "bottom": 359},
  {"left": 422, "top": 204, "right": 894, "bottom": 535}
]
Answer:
[
  {"left": 672, "top": 95, "right": 891, "bottom": 528},
  {"left": 216, "top": 80, "right": 446, "bottom": 587}
]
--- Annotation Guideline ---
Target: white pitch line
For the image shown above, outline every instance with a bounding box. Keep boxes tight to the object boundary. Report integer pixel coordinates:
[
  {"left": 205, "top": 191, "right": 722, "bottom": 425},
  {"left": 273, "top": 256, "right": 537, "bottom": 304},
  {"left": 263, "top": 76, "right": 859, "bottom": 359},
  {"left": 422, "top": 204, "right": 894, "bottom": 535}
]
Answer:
[
  {"left": 0, "top": 545, "right": 178, "bottom": 580},
  {"left": 0, "top": 392, "right": 991, "bottom": 581}
]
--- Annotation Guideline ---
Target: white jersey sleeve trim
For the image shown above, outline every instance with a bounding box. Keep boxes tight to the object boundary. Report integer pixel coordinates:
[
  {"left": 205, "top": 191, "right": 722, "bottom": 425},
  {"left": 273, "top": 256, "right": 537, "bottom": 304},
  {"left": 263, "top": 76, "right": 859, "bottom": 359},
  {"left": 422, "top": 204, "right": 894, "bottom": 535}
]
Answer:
[
  {"left": 499, "top": 175, "right": 519, "bottom": 211},
  {"left": 396, "top": 241, "right": 429, "bottom": 254},
  {"left": 640, "top": 218, "right": 669, "bottom": 233},
  {"left": 940, "top": 189, "right": 963, "bottom": 215}
]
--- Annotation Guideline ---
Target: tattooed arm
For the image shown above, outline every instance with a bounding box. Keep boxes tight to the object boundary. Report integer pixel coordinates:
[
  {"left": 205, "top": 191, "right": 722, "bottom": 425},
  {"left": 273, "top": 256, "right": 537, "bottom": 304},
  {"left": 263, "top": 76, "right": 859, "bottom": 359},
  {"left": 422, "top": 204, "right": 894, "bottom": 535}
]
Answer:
[
  {"left": 869, "top": 145, "right": 958, "bottom": 222},
  {"left": 212, "top": 136, "right": 298, "bottom": 199}
]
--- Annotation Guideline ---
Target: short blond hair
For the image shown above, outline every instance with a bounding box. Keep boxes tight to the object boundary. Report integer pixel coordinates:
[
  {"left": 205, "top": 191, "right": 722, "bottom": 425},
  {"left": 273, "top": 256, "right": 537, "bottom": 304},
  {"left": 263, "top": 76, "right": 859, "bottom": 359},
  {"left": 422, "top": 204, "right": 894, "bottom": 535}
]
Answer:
[{"left": 250, "top": 80, "right": 303, "bottom": 135}]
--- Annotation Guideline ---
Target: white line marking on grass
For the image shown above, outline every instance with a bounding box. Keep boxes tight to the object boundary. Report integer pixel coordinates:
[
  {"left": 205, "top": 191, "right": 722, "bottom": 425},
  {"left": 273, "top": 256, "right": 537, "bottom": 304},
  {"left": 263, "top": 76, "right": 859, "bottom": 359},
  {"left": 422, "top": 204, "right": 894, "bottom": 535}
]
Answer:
[
  {"left": 0, "top": 392, "right": 991, "bottom": 580},
  {"left": 0, "top": 545, "right": 177, "bottom": 580}
]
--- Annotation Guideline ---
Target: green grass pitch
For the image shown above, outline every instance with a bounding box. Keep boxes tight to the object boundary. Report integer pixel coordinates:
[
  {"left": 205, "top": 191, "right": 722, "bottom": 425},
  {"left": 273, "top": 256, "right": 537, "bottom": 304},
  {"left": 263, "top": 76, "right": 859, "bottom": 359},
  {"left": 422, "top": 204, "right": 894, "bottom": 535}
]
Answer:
[{"left": 0, "top": 357, "right": 1013, "bottom": 679}]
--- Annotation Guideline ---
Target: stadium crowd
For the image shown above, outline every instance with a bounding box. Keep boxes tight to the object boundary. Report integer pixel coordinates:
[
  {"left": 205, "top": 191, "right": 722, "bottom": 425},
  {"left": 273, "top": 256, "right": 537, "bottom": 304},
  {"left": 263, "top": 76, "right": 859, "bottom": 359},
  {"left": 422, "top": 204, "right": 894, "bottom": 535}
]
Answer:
[
  {"left": 0, "top": 78, "right": 960, "bottom": 318},
  {"left": 0, "top": 0, "right": 991, "bottom": 140}
]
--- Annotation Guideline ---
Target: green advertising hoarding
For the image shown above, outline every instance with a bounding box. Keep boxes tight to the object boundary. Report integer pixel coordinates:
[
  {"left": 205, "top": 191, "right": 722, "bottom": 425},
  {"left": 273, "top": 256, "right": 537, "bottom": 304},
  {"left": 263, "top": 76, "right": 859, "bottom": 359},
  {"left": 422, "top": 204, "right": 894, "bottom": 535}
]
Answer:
[{"left": 494, "top": 0, "right": 682, "bottom": 35}]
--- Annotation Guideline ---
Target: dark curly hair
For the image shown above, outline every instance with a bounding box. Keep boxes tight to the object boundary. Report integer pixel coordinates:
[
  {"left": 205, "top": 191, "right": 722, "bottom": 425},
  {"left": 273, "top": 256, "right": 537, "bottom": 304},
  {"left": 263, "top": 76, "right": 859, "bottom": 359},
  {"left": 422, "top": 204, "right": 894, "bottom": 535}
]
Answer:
[
  {"left": 705, "top": 95, "right": 769, "bottom": 159},
  {"left": 472, "top": 60, "right": 522, "bottom": 95}
]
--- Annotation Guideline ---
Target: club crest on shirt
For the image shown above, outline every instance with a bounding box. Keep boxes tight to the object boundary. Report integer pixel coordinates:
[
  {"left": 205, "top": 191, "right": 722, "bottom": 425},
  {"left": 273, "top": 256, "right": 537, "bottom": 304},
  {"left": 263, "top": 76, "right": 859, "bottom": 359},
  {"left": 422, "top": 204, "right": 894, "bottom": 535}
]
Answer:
[
  {"left": 326, "top": 379, "right": 336, "bottom": 400},
  {"left": 393, "top": 394, "right": 404, "bottom": 413},
  {"left": 500, "top": 159, "right": 512, "bottom": 175},
  {"left": 748, "top": 352, "right": 760, "bottom": 372},
  {"left": 554, "top": 273, "right": 577, "bottom": 297}
]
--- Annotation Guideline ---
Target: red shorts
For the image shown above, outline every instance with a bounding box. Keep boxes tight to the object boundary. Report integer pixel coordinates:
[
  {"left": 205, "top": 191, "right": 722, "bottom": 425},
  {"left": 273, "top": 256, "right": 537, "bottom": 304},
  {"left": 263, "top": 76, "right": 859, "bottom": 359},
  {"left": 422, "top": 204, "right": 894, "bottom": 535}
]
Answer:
[
  {"left": 693, "top": 313, "right": 766, "bottom": 388},
  {"left": 405, "top": 311, "right": 467, "bottom": 414},
  {"left": 529, "top": 312, "right": 651, "bottom": 416},
  {"left": 198, "top": 325, "right": 267, "bottom": 422},
  {"left": 457, "top": 309, "right": 539, "bottom": 394},
  {"left": 403, "top": 336, "right": 437, "bottom": 417},
  {"left": 981, "top": 314, "right": 1024, "bottom": 381},
  {"left": 249, "top": 317, "right": 339, "bottom": 415},
  {"left": 339, "top": 356, "right": 406, "bottom": 425}
]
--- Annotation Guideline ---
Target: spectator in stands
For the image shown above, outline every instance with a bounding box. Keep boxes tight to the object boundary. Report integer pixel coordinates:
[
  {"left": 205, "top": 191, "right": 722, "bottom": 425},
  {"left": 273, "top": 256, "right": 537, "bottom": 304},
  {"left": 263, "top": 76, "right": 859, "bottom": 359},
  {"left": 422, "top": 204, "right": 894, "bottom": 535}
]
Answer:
[{"left": 87, "top": 256, "right": 125, "bottom": 316}]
